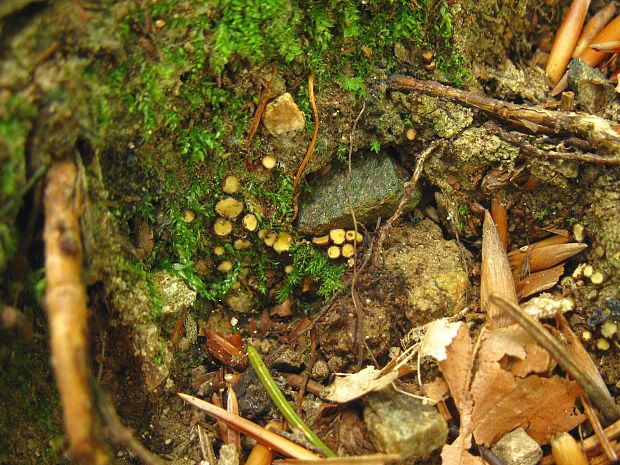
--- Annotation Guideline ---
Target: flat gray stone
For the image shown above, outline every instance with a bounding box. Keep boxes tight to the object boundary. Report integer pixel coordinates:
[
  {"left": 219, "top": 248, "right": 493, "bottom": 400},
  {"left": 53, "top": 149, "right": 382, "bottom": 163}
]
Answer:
[
  {"left": 568, "top": 58, "right": 615, "bottom": 113},
  {"left": 297, "top": 152, "right": 420, "bottom": 236},
  {"left": 491, "top": 427, "right": 542, "bottom": 465},
  {"left": 364, "top": 389, "right": 447, "bottom": 460}
]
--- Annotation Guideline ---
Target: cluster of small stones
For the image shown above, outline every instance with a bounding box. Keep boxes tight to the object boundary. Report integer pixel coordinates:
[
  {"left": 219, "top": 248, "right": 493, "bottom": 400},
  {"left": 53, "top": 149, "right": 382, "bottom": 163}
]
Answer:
[
  {"left": 311, "top": 228, "right": 363, "bottom": 266},
  {"left": 208, "top": 173, "right": 293, "bottom": 274}
]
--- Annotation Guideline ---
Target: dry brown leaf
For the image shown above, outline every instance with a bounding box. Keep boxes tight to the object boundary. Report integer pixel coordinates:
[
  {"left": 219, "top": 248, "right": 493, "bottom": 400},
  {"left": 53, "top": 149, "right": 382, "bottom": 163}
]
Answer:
[
  {"left": 511, "top": 342, "right": 553, "bottom": 377},
  {"left": 437, "top": 322, "right": 472, "bottom": 412},
  {"left": 423, "top": 377, "right": 449, "bottom": 403},
  {"left": 323, "top": 366, "right": 399, "bottom": 403},
  {"left": 441, "top": 442, "right": 484, "bottom": 465},
  {"left": 516, "top": 264, "right": 565, "bottom": 299},
  {"left": 420, "top": 319, "right": 462, "bottom": 361},
  {"left": 471, "top": 361, "right": 584, "bottom": 445}
]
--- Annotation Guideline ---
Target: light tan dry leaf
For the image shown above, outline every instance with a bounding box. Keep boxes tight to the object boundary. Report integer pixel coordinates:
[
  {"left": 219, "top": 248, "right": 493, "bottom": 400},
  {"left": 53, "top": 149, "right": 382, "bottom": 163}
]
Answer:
[
  {"left": 420, "top": 319, "right": 462, "bottom": 361},
  {"left": 440, "top": 395, "right": 480, "bottom": 465},
  {"left": 516, "top": 264, "right": 565, "bottom": 299},
  {"left": 511, "top": 342, "right": 553, "bottom": 378},
  {"left": 441, "top": 442, "right": 484, "bottom": 465},
  {"left": 323, "top": 366, "right": 399, "bottom": 403},
  {"left": 470, "top": 361, "right": 584, "bottom": 446},
  {"left": 423, "top": 377, "right": 449, "bottom": 403},
  {"left": 437, "top": 322, "right": 472, "bottom": 412}
]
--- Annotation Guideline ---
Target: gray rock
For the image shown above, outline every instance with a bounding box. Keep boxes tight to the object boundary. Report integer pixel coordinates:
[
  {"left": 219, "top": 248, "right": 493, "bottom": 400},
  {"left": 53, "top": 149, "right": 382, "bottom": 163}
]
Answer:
[
  {"left": 364, "top": 389, "right": 447, "bottom": 460},
  {"left": 152, "top": 271, "right": 196, "bottom": 319},
  {"left": 262, "top": 93, "right": 305, "bottom": 136},
  {"left": 217, "top": 444, "right": 239, "bottom": 465},
  {"left": 297, "top": 152, "right": 420, "bottom": 235},
  {"left": 568, "top": 58, "right": 615, "bottom": 113},
  {"left": 491, "top": 427, "right": 542, "bottom": 465},
  {"left": 383, "top": 219, "right": 471, "bottom": 324}
]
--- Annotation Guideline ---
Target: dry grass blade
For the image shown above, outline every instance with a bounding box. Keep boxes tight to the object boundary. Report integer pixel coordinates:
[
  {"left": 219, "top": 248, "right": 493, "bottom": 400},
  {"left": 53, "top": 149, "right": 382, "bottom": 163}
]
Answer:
[
  {"left": 546, "top": 0, "right": 591, "bottom": 84},
  {"left": 178, "top": 393, "right": 320, "bottom": 460},
  {"left": 481, "top": 211, "right": 518, "bottom": 327},
  {"left": 488, "top": 294, "right": 620, "bottom": 423},
  {"left": 275, "top": 454, "right": 401, "bottom": 465}
]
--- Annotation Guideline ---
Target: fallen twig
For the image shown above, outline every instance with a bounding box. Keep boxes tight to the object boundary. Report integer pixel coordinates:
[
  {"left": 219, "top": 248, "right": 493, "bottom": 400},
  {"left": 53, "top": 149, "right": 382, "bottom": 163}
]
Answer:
[
  {"left": 488, "top": 294, "right": 620, "bottom": 423},
  {"left": 245, "top": 64, "right": 278, "bottom": 153},
  {"left": 293, "top": 73, "right": 319, "bottom": 190},
  {"left": 93, "top": 384, "right": 165, "bottom": 465},
  {"left": 484, "top": 121, "right": 620, "bottom": 165},
  {"left": 44, "top": 161, "right": 109, "bottom": 465},
  {"left": 372, "top": 141, "right": 439, "bottom": 262},
  {"left": 178, "top": 393, "right": 320, "bottom": 460},
  {"left": 390, "top": 76, "right": 620, "bottom": 157},
  {"left": 582, "top": 396, "right": 618, "bottom": 463}
]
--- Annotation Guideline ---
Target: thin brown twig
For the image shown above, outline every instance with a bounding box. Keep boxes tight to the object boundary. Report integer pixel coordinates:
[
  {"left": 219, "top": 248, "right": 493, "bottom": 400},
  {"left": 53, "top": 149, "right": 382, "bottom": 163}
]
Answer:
[
  {"left": 293, "top": 73, "right": 319, "bottom": 190},
  {"left": 484, "top": 121, "right": 620, "bottom": 165},
  {"left": 372, "top": 141, "right": 439, "bottom": 263},
  {"left": 488, "top": 294, "right": 620, "bottom": 423},
  {"left": 582, "top": 396, "right": 618, "bottom": 463},
  {"left": 93, "top": 384, "right": 165, "bottom": 465},
  {"left": 390, "top": 76, "right": 620, "bottom": 158},
  {"left": 245, "top": 64, "right": 278, "bottom": 152},
  {"left": 44, "top": 162, "right": 109, "bottom": 465}
]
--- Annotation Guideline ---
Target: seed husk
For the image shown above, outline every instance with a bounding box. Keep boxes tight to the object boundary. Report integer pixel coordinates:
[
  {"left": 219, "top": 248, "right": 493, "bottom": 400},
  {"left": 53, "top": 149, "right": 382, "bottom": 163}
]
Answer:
[
  {"left": 216, "top": 197, "right": 244, "bottom": 219},
  {"left": 545, "top": 0, "right": 591, "bottom": 84},
  {"left": 551, "top": 432, "right": 588, "bottom": 465},
  {"left": 214, "top": 218, "right": 233, "bottom": 236}
]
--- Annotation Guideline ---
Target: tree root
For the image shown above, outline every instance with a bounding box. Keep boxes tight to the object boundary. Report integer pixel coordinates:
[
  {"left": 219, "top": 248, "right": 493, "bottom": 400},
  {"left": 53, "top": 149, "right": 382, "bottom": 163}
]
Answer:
[{"left": 390, "top": 76, "right": 620, "bottom": 162}]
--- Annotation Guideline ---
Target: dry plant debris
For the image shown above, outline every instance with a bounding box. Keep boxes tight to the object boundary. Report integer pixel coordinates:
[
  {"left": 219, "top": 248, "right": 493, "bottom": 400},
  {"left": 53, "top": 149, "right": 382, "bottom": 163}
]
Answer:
[{"left": 44, "top": 162, "right": 109, "bottom": 465}]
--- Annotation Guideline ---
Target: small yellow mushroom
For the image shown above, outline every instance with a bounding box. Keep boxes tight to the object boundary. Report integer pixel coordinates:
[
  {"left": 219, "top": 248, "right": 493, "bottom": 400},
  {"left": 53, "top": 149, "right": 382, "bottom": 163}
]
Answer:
[
  {"left": 601, "top": 321, "right": 617, "bottom": 339},
  {"left": 345, "top": 230, "right": 363, "bottom": 244},
  {"left": 284, "top": 265, "right": 294, "bottom": 274},
  {"left": 263, "top": 230, "right": 277, "bottom": 247},
  {"left": 273, "top": 232, "right": 293, "bottom": 253},
  {"left": 154, "top": 19, "right": 166, "bottom": 29},
  {"left": 312, "top": 235, "right": 330, "bottom": 246},
  {"left": 262, "top": 155, "right": 277, "bottom": 170},
  {"left": 213, "top": 218, "right": 233, "bottom": 236},
  {"left": 217, "top": 260, "right": 233, "bottom": 273},
  {"left": 234, "top": 239, "right": 251, "bottom": 250},
  {"left": 347, "top": 257, "right": 355, "bottom": 267},
  {"left": 405, "top": 128, "right": 417, "bottom": 141},
  {"left": 582, "top": 264, "right": 593, "bottom": 278},
  {"left": 341, "top": 243, "right": 355, "bottom": 258},
  {"left": 215, "top": 197, "right": 244, "bottom": 219},
  {"left": 182, "top": 209, "right": 195, "bottom": 223},
  {"left": 242, "top": 213, "right": 258, "bottom": 231},
  {"left": 329, "top": 228, "right": 346, "bottom": 245},
  {"left": 327, "top": 245, "right": 341, "bottom": 259},
  {"left": 222, "top": 175, "right": 240, "bottom": 194},
  {"left": 213, "top": 245, "right": 225, "bottom": 256},
  {"left": 596, "top": 338, "right": 610, "bottom": 351},
  {"left": 572, "top": 263, "right": 586, "bottom": 279},
  {"left": 590, "top": 271, "right": 604, "bottom": 285},
  {"left": 581, "top": 330, "right": 592, "bottom": 342},
  {"left": 572, "top": 223, "right": 584, "bottom": 242}
]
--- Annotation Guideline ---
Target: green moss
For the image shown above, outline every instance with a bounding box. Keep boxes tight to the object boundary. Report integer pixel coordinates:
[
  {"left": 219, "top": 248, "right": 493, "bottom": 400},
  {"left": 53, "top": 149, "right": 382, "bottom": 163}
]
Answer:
[{"left": 278, "top": 242, "right": 345, "bottom": 302}]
